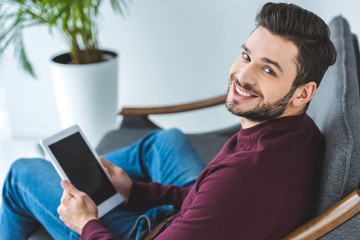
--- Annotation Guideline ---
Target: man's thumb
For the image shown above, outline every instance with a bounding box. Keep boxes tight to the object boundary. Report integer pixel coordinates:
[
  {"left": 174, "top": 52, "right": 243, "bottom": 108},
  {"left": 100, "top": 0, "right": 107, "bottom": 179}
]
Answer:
[
  {"left": 100, "top": 156, "right": 115, "bottom": 175},
  {"left": 61, "top": 180, "right": 79, "bottom": 197}
]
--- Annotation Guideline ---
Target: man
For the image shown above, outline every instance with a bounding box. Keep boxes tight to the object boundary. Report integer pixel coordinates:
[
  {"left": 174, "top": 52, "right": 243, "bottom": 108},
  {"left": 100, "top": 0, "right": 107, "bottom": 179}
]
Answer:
[{"left": 0, "top": 2, "right": 336, "bottom": 239}]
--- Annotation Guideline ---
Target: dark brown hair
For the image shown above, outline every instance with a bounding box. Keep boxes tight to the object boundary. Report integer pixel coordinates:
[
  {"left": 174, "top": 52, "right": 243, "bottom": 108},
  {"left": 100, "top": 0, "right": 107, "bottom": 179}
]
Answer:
[{"left": 256, "top": 2, "right": 337, "bottom": 89}]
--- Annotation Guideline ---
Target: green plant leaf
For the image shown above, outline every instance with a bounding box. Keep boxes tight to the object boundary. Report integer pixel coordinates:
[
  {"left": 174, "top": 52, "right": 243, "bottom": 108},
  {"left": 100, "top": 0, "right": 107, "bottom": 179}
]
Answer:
[
  {"left": 0, "top": 0, "right": 129, "bottom": 78},
  {"left": 15, "top": 34, "right": 36, "bottom": 78}
]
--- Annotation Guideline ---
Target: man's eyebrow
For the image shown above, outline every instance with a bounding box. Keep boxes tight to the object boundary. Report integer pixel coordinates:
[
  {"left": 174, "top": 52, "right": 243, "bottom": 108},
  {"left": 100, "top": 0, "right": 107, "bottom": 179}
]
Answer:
[
  {"left": 241, "top": 44, "right": 250, "bottom": 53},
  {"left": 241, "top": 44, "right": 284, "bottom": 73},
  {"left": 261, "top": 57, "right": 284, "bottom": 73}
]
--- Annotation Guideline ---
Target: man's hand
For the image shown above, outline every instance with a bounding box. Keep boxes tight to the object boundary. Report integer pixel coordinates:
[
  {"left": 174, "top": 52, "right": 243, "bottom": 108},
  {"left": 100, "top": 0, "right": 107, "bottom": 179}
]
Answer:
[
  {"left": 100, "top": 156, "right": 133, "bottom": 204},
  {"left": 57, "top": 180, "right": 98, "bottom": 234}
]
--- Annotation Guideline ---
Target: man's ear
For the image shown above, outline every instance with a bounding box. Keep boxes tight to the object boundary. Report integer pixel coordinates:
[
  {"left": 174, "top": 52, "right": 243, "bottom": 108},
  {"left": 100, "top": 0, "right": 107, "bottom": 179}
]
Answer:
[{"left": 291, "top": 81, "right": 317, "bottom": 107}]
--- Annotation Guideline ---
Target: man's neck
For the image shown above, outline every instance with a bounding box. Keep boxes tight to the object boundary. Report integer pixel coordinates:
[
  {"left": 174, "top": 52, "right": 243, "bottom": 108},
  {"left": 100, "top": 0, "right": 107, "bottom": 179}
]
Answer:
[{"left": 239, "top": 117, "right": 265, "bottom": 129}]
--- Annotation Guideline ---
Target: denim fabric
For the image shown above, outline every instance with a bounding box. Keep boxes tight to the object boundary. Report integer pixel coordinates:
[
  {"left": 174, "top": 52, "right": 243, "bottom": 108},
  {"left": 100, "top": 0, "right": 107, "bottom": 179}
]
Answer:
[{"left": 0, "top": 128, "right": 205, "bottom": 240}]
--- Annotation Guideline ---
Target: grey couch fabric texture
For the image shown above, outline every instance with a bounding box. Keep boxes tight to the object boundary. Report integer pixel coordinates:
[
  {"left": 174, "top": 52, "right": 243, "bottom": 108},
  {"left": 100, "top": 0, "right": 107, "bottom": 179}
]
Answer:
[
  {"left": 307, "top": 15, "right": 360, "bottom": 239},
  {"left": 307, "top": 15, "right": 360, "bottom": 213}
]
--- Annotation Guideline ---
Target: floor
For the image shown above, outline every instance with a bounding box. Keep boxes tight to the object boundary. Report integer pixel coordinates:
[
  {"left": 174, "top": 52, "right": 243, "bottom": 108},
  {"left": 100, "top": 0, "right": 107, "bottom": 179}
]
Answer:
[{"left": 0, "top": 138, "right": 39, "bottom": 204}]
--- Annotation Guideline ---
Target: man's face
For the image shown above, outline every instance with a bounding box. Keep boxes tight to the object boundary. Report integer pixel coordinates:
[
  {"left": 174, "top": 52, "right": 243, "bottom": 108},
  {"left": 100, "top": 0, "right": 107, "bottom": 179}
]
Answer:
[{"left": 226, "top": 26, "right": 299, "bottom": 123}]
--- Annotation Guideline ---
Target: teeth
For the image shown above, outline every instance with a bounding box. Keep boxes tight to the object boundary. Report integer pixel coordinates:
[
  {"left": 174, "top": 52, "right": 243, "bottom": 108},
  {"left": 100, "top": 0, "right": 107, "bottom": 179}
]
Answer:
[{"left": 236, "top": 86, "right": 252, "bottom": 97}]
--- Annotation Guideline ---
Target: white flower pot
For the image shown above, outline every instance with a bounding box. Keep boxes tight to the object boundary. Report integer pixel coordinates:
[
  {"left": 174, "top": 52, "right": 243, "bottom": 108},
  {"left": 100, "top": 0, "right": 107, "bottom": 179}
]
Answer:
[{"left": 50, "top": 50, "right": 118, "bottom": 146}]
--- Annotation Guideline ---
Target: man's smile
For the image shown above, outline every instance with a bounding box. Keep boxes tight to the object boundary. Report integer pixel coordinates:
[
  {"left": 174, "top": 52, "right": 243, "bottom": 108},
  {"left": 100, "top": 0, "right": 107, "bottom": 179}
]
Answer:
[
  {"left": 231, "top": 81, "right": 259, "bottom": 102},
  {"left": 235, "top": 84, "right": 258, "bottom": 98}
]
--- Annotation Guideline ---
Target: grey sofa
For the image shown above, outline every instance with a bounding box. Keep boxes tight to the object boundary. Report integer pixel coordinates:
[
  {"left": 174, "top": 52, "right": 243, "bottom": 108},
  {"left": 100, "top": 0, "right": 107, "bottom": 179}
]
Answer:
[{"left": 29, "top": 15, "right": 360, "bottom": 239}]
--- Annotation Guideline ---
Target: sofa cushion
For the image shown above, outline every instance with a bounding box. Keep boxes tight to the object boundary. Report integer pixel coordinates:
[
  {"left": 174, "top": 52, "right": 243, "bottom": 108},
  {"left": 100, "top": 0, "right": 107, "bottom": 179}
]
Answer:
[
  {"left": 28, "top": 227, "right": 52, "bottom": 240},
  {"left": 307, "top": 16, "right": 360, "bottom": 214}
]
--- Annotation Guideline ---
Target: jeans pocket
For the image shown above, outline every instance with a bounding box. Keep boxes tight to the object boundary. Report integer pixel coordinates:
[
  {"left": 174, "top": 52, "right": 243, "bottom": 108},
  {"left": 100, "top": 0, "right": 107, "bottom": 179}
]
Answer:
[{"left": 122, "top": 205, "right": 177, "bottom": 240}]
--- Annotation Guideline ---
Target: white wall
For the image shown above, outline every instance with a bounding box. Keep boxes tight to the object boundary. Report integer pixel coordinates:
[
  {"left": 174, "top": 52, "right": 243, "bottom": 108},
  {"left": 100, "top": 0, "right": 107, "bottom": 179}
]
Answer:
[{"left": 1, "top": 0, "right": 359, "bottom": 139}]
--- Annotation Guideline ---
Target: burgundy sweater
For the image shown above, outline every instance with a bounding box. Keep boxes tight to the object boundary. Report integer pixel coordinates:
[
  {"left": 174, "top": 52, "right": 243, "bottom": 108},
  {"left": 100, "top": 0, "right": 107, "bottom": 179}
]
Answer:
[{"left": 82, "top": 113, "right": 324, "bottom": 239}]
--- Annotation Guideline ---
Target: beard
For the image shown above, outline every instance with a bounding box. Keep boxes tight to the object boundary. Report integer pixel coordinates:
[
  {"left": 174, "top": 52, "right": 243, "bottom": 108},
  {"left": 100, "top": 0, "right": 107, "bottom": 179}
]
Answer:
[{"left": 226, "top": 78, "right": 297, "bottom": 122}]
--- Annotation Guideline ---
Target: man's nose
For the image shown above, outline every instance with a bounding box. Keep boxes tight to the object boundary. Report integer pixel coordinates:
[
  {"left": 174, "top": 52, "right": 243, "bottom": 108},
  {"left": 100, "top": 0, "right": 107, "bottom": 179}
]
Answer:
[{"left": 234, "top": 64, "right": 257, "bottom": 86}]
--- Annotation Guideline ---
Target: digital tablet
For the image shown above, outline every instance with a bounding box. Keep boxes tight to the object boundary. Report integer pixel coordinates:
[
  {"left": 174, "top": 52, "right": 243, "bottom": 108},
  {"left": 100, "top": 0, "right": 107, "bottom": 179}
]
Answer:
[{"left": 40, "top": 125, "right": 124, "bottom": 218}]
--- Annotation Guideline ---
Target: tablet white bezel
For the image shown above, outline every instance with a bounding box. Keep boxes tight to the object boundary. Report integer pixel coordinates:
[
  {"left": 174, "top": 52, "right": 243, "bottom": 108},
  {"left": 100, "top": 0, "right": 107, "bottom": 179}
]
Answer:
[{"left": 40, "top": 125, "right": 124, "bottom": 218}]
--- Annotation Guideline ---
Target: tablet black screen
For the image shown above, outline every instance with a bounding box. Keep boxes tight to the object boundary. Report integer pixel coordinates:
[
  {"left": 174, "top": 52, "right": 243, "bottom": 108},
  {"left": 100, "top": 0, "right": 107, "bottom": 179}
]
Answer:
[{"left": 49, "top": 132, "right": 117, "bottom": 205}]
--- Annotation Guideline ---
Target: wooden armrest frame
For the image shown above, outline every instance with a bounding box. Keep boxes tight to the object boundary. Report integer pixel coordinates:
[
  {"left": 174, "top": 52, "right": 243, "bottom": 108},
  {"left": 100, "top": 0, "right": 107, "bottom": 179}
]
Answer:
[
  {"left": 119, "top": 94, "right": 227, "bottom": 116},
  {"left": 282, "top": 189, "right": 360, "bottom": 240}
]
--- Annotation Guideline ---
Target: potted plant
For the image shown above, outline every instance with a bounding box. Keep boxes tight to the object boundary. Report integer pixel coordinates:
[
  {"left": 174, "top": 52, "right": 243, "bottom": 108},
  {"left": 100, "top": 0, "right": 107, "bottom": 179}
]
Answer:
[{"left": 0, "top": 0, "right": 129, "bottom": 145}]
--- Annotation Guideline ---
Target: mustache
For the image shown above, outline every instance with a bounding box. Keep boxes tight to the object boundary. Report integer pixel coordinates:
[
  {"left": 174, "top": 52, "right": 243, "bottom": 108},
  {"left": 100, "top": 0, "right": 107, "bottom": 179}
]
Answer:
[{"left": 230, "top": 74, "right": 263, "bottom": 97}]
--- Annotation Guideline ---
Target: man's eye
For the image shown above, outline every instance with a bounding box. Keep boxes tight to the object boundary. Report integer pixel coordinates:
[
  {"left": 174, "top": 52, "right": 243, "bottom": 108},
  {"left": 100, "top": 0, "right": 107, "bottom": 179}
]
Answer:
[
  {"left": 242, "top": 53, "right": 250, "bottom": 61},
  {"left": 264, "top": 67, "right": 276, "bottom": 76}
]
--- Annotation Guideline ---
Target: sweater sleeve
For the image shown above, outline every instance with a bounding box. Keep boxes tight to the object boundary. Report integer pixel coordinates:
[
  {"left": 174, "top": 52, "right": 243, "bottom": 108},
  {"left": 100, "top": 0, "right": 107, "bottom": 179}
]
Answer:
[
  {"left": 81, "top": 219, "right": 117, "bottom": 240},
  {"left": 127, "top": 181, "right": 192, "bottom": 211}
]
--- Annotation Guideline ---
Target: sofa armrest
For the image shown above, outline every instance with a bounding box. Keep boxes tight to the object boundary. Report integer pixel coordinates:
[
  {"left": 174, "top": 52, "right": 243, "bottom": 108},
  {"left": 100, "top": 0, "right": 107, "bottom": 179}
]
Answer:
[
  {"left": 282, "top": 189, "right": 360, "bottom": 240},
  {"left": 119, "top": 94, "right": 227, "bottom": 116}
]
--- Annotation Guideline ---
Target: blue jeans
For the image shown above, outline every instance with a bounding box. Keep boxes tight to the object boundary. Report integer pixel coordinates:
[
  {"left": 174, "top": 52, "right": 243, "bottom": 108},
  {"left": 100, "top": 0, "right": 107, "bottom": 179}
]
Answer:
[{"left": 0, "top": 128, "right": 206, "bottom": 240}]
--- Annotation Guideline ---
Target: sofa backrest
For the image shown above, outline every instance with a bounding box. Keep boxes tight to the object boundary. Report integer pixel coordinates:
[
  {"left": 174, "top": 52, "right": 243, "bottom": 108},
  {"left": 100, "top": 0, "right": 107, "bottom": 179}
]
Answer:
[{"left": 307, "top": 16, "right": 360, "bottom": 214}]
